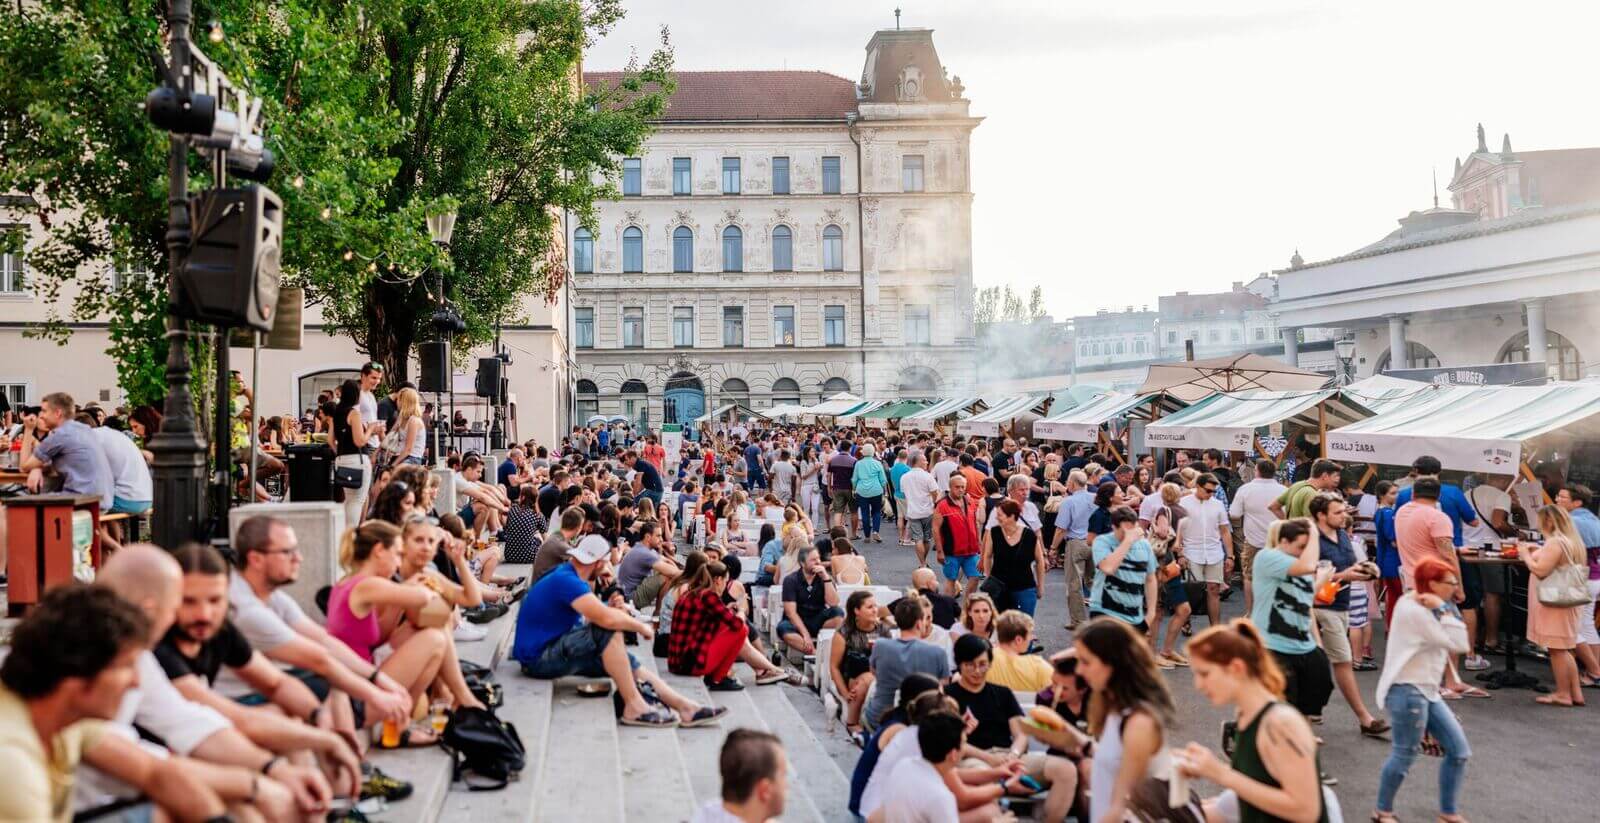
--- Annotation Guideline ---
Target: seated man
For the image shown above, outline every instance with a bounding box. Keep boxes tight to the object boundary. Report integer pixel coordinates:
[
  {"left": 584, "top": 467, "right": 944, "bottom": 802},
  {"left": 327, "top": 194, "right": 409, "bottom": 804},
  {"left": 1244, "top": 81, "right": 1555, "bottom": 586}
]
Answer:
[
  {"left": 617, "top": 521, "right": 682, "bottom": 610},
  {"left": 985, "top": 610, "right": 1054, "bottom": 692},
  {"left": 513, "top": 534, "right": 728, "bottom": 730},
  {"left": 455, "top": 453, "right": 510, "bottom": 535},
  {"left": 861, "top": 597, "right": 952, "bottom": 732},
  {"left": 2, "top": 583, "right": 240, "bottom": 823},
  {"left": 912, "top": 567, "right": 960, "bottom": 629},
  {"left": 777, "top": 546, "right": 846, "bottom": 657},
  {"left": 156, "top": 544, "right": 362, "bottom": 792},
  {"left": 691, "top": 729, "right": 788, "bottom": 823},
  {"left": 945, "top": 634, "right": 1079, "bottom": 823},
  {"left": 871, "top": 709, "right": 1009, "bottom": 823}
]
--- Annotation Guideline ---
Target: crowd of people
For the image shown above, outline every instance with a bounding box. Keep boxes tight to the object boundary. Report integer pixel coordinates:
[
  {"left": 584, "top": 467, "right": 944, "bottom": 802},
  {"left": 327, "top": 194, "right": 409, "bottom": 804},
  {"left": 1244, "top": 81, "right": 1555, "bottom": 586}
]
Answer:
[{"left": 7, "top": 386, "right": 1600, "bottom": 822}]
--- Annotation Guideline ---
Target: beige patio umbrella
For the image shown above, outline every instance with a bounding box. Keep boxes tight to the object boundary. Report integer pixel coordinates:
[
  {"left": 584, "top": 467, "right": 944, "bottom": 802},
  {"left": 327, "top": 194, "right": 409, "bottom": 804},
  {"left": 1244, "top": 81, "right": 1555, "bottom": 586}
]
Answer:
[{"left": 1136, "top": 353, "right": 1330, "bottom": 404}]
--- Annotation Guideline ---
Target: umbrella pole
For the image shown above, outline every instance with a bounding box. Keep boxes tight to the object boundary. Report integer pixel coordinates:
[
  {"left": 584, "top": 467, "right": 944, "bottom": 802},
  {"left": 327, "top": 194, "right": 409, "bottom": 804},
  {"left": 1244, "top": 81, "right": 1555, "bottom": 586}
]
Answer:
[{"left": 1318, "top": 402, "right": 1328, "bottom": 458}]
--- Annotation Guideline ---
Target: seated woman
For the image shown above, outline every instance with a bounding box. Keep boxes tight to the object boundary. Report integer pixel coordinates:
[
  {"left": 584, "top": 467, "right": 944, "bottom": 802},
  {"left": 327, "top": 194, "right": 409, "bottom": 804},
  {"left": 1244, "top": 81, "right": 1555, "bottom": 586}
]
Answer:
[
  {"left": 501, "top": 484, "right": 547, "bottom": 565},
  {"left": 829, "top": 590, "right": 893, "bottom": 733},
  {"left": 667, "top": 559, "right": 789, "bottom": 690},
  {"left": 327, "top": 520, "right": 485, "bottom": 746},
  {"left": 437, "top": 514, "right": 518, "bottom": 595},
  {"left": 759, "top": 493, "right": 785, "bottom": 522},
  {"left": 776, "top": 531, "right": 812, "bottom": 582},
  {"left": 368, "top": 480, "right": 418, "bottom": 526},
  {"left": 756, "top": 524, "right": 785, "bottom": 587},
  {"left": 656, "top": 551, "right": 711, "bottom": 658},
  {"left": 830, "top": 536, "right": 870, "bottom": 585},
  {"left": 780, "top": 504, "right": 811, "bottom": 544},
  {"left": 949, "top": 592, "right": 998, "bottom": 642}
]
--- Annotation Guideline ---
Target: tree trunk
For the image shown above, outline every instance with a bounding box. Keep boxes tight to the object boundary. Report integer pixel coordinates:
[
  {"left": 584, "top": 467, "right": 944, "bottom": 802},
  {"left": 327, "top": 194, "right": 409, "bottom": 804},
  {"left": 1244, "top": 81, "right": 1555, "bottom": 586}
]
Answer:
[{"left": 364, "top": 281, "right": 419, "bottom": 384}]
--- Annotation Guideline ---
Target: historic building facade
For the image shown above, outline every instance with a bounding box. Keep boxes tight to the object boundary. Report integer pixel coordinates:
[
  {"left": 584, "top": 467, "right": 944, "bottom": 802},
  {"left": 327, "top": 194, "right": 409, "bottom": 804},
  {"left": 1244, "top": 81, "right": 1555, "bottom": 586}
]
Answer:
[{"left": 572, "top": 26, "right": 981, "bottom": 426}]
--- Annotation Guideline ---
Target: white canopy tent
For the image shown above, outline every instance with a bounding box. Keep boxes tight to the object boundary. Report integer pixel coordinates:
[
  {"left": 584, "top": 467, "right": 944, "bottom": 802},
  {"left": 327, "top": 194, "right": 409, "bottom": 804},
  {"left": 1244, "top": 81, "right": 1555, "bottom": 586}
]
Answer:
[
  {"left": 1137, "top": 353, "right": 1331, "bottom": 404},
  {"left": 955, "top": 394, "right": 1052, "bottom": 437},
  {"left": 799, "top": 392, "right": 866, "bottom": 420},
  {"left": 1033, "top": 392, "right": 1184, "bottom": 442},
  {"left": 902, "top": 397, "right": 986, "bottom": 431},
  {"left": 1325, "top": 383, "right": 1600, "bottom": 473},
  {"left": 761, "top": 403, "right": 812, "bottom": 419},
  {"left": 1342, "top": 375, "right": 1436, "bottom": 415},
  {"left": 836, "top": 399, "right": 890, "bottom": 424},
  {"left": 1144, "top": 390, "right": 1373, "bottom": 453},
  {"left": 694, "top": 403, "right": 768, "bottom": 424}
]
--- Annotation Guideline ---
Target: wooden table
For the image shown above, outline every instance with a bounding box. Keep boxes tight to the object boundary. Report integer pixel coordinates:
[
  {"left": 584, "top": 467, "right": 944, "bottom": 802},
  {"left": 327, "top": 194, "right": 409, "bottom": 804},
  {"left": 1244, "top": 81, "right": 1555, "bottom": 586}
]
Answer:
[{"left": 1460, "top": 551, "right": 1544, "bottom": 691}]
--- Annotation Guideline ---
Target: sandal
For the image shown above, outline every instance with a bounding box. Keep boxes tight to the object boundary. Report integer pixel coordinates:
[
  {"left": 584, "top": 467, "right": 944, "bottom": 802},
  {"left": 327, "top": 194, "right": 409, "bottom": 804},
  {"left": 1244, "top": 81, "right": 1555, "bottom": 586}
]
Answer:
[
  {"left": 1360, "top": 719, "right": 1391, "bottom": 739},
  {"left": 620, "top": 708, "right": 679, "bottom": 728},
  {"left": 1370, "top": 814, "right": 1400, "bottom": 823},
  {"left": 680, "top": 705, "right": 730, "bottom": 728},
  {"left": 1453, "top": 686, "right": 1491, "bottom": 699},
  {"left": 1164, "top": 652, "right": 1190, "bottom": 667}
]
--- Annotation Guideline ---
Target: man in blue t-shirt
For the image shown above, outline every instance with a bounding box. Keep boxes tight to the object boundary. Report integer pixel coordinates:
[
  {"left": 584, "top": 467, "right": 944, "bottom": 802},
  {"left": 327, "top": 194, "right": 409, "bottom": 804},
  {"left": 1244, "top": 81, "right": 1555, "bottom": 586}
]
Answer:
[
  {"left": 744, "top": 441, "right": 767, "bottom": 490},
  {"left": 1089, "top": 506, "right": 1156, "bottom": 629},
  {"left": 513, "top": 535, "right": 726, "bottom": 729},
  {"left": 622, "top": 449, "right": 664, "bottom": 507}
]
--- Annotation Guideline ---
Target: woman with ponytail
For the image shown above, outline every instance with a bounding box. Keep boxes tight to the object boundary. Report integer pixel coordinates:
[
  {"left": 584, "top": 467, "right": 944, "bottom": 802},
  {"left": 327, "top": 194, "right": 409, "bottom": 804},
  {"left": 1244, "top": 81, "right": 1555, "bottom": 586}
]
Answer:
[
  {"left": 1074, "top": 617, "right": 1179, "bottom": 823},
  {"left": 665, "top": 560, "right": 789, "bottom": 690},
  {"left": 1176, "top": 619, "right": 1328, "bottom": 823},
  {"left": 328, "top": 520, "right": 485, "bottom": 746}
]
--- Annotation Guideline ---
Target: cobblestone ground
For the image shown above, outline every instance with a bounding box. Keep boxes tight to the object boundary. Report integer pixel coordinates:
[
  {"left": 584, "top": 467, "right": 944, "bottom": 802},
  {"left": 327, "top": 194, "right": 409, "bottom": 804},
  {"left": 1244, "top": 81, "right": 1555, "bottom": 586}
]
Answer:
[{"left": 783, "top": 527, "right": 1600, "bottom": 822}]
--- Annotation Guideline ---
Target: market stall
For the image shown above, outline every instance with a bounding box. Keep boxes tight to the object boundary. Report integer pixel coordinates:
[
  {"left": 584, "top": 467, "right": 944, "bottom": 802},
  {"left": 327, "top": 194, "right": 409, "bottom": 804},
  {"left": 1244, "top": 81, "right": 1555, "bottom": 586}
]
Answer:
[
  {"left": 1341, "top": 374, "right": 1436, "bottom": 414},
  {"left": 761, "top": 403, "right": 812, "bottom": 421},
  {"left": 694, "top": 402, "right": 768, "bottom": 435},
  {"left": 955, "top": 394, "right": 1052, "bottom": 438},
  {"left": 901, "top": 397, "right": 987, "bottom": 432},
  {"left": 1032, "top": 391, "right": 1187, "bottom": 461},
  {"left": 860, "top": 400, "right": 931, "bottom": 430},
  {"left": 798, "top": 392, "right": 866, "bottom": 423},
  {"left": 835, "top": 399, "right": 892, "bottom": 426},
  {"left": 1143, "top": 389, "right": 1373, "bottom": 461}
]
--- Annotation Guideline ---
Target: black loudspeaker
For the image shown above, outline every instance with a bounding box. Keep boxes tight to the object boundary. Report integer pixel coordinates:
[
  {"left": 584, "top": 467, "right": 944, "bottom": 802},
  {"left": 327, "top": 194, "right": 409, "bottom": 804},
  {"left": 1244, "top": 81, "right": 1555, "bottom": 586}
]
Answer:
[
  {"left": 475, "top": 357, "right": 503, "bottom": 402},
  {"left": 418, "top": 341, "right": 450, "bottom": 393},
  {"left": 179, "top": 185, "right": 282, "bottom": 332}
]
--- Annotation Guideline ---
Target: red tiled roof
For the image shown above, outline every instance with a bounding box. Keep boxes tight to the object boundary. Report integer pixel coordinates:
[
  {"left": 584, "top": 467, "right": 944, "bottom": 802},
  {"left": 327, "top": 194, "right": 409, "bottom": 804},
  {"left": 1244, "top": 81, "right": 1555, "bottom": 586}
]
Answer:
[{"left": 583, "top": 70, "right": 858, "bottom": 122}]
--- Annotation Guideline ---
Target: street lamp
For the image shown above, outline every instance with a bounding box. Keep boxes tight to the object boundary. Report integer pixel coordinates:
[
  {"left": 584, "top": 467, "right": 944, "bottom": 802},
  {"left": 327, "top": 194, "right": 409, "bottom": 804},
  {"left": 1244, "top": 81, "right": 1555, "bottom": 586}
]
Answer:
[
  {"left": 1334, "top": 335, "right": 1357, "bottom": 386},
  {"left": 426, "top": 208, "right": 457, "bottom": 462}
]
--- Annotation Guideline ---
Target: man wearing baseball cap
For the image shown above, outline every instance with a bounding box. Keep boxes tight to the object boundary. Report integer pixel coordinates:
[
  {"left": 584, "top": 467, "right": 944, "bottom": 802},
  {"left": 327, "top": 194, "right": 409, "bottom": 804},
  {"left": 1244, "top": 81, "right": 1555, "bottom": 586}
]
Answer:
[{"left": 512, "top": 534, "right": 727, "bottom": 729}]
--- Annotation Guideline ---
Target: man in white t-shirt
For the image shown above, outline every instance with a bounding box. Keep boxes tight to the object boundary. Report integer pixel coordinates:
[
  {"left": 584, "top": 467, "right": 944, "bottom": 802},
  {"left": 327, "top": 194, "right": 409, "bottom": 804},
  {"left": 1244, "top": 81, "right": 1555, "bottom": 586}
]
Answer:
[
  {"left": 769, "top": 449, "right": 799, "bottom": 504},
  {"left": 689, "top": 729, "right": 787, "bottom": 823},
  {"left": 874, "top": 711, "right": 970, "bottom": 823},
  {"left": 357, "top": 362, "right": 383, "bottom": 428},
  {"left": 1177, "top": 473, "right": 1233, "bottom": 628},
  {"left": 931, "top": 448, "right": 959, "bottom": 493},
  {"left": 900, "top": 452, "right": 941, "bottom": 567},
  {"left": 1228, "top": 459, "right": 1288, "bottom": 615},
  {"left": 87, "top": 421, "right": 152, "bottom": 513}
]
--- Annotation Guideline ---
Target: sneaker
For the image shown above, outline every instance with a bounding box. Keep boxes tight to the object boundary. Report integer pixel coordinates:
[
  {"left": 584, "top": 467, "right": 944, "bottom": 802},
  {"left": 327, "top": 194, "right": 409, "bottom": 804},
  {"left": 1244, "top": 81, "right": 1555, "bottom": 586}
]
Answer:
[
  {"left": 453, "top": 623, "right": 487, "bottom": 642},
  {"left": 360, "top": 766, "right": 414, "bottom": 802},
  {"left": 1353, "top": 658, "right": 1380, "bottom": 672},
  {"left": 705, "top": 676, "right": 745, "bottom": 692},
  {"left": 1463, "top": 654, "right": 1491, "bottom": 671}
]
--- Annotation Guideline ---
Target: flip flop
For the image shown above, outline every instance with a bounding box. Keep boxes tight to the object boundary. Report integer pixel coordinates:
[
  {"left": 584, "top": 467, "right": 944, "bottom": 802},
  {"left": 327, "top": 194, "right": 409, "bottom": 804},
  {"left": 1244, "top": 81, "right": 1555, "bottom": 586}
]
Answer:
[{"left": 1454, "top": 686, "right": 1492, "bottom": 699}]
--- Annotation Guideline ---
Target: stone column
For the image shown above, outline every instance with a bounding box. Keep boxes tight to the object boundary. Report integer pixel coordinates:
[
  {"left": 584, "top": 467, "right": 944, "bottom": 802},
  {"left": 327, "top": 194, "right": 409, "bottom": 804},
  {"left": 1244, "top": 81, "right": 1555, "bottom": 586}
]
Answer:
[
  {"left": 1388, "top": 314, "right": 1408, "bottom": 370},
  {"left": 1524, "top": 298, "right": 1549, "bottom": 373},
  {"left": 1281, "top": 327, "right": 1300, "bottom": 366}
]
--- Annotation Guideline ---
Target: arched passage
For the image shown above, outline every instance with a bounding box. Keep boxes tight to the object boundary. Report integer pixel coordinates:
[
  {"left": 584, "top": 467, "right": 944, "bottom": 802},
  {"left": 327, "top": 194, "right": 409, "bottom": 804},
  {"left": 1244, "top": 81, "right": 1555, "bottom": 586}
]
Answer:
[{"left": 663, "top": 373, "right": 704, "bottom": 425}]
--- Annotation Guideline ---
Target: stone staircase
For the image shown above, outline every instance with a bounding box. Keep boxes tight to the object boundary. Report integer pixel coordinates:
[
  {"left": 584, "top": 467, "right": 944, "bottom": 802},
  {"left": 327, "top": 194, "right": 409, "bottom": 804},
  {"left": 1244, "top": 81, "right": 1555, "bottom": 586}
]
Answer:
[{"left": 369, "top": 565, "right": 853, "bottom": 822}]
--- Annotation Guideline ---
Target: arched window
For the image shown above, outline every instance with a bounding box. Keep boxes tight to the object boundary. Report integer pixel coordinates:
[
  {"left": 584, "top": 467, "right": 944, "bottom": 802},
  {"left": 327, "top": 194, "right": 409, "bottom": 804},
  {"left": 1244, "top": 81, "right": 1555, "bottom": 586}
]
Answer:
[
  {"left": 771, "top": 225, "right": 793, "bottom": 271},
  {"left": 722, "top": 226, "right": 743, "bottom": 272},
  {"left": 823, "top": 225, "right": 844, "bottom": 271},
  {"left": 822, "top": 377, "right": 851, "bottom": 395},
  {"left": 622, "top": 226, "right": 643, "bottom": 273},
  {"left": 1497, "top": 330, "right": 1583, "bottom": 381},
  {"left": 721, "top": 377, "right": 749, "bottom": 407},
  {"left": 673, "top": 226, "right": 693, "bottom": 273},
  {"left": 572, "top": 227, "right": 594, "bottom": 273},
  {"left": 575, "top": 379, "right": 599, "bottom": 422},
  {"left": 1375, "top": 341, "right": 1442, "bottom": 373},
  {"left": 620, "top": 379, "right": 648, "bottom": 425},
  {"left": 896, "top": 367, "right": 940, "bottom": 400},
  {"left": 1115, "top": 341, "right": 1125, "bottom": 355},
  {"left": 772, "top": 377, "right": 801, "bottom": 406},
  {"left": 575, "top": 379, "right": 599, "bottom": 394},
  {"left": 620, "top": 379, "right": 648, "bottom": 394}
]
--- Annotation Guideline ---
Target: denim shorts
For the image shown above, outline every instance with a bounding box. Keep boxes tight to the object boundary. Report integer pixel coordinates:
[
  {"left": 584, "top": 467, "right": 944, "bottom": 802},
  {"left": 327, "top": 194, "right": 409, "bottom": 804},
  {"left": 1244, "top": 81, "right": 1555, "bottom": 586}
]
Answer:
[
  {"left": 110, "top": 497, "right": 152, "bottom": 515},
  {"left": 942, "top": 553, "right": 982, "bottom": 581},
  {"left": 520, "top": 623, "right": 638, "bottom": 679},
  {"left": 776, "top": 606, "right": 845, "bottom": 640},
  {"left": 459, "top": 501, "right": 476, "bottom": 527}
]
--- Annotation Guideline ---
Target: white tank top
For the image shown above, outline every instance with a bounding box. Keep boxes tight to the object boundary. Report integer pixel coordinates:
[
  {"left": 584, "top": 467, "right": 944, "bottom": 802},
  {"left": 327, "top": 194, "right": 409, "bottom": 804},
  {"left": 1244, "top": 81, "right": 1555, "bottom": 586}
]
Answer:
[{"left": 1090, "top": 709, "right": 1171, "bottom": 822}]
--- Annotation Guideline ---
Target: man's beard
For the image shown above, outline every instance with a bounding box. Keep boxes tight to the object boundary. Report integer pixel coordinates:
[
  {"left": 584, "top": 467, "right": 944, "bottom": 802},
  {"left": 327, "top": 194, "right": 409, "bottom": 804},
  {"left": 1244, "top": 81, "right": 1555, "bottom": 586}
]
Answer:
[
  {"left": 177, "top": 620, "right": 218, "bottom": 643},
  {"left": 267, "top": 568, "right": 298, "bottom": 587}
]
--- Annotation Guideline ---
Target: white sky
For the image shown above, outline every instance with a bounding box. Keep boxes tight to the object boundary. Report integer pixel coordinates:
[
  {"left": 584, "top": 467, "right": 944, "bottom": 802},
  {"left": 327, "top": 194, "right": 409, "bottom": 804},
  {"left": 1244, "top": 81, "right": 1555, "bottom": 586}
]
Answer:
[{"left": 583, "top": 0, "right": 1600, "bottom": 320}]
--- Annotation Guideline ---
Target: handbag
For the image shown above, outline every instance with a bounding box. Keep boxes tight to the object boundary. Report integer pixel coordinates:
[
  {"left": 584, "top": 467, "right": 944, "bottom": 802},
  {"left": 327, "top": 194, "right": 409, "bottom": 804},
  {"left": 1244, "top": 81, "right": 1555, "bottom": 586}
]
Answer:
[
  {"left": 979, "top": 573, "right": 1014, "bottom": 612},
  {"left": 333, "top": 464, "right": 364, "bottom": 490},
  {"left": 1043, "top": 494, "right": 1064, "bottom": 514},
  {"left": 441, "top": 705, "right": 525, "bottom": 790},
  {"left": 1536, "top": 539, "right": 1590, "bottom": 608}
]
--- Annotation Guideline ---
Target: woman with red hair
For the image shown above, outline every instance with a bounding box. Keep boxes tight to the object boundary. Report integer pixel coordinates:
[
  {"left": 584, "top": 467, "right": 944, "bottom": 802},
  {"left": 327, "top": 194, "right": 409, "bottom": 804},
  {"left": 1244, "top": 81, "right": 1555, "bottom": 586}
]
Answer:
[{"left": 1369, "top": 556, "right": 1473, "bottom": 823}]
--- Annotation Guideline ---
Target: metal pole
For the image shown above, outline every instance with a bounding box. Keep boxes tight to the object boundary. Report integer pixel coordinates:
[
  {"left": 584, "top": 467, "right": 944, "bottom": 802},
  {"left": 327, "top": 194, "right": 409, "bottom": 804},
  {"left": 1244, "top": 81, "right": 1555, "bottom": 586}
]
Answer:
[
  {"left": 149, "top": 0, "right": 209, "bottom": 549},
  {"left": 249, "top": 333, "right": 261, "bottom": 496},
  {"left": 214, "top": 329, "right": 231, "bottom": 523}
]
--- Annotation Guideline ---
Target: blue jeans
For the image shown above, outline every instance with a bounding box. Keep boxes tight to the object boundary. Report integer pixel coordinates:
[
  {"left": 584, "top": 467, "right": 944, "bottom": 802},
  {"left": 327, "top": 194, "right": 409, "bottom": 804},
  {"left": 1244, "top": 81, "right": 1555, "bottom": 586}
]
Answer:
[
  {"left": 1011, "top": 587, "right": 1038, "bottom": 616},
  {"left": 1377, "top": 684, "right": 1471, "bottom": 814},
  {"left": 856, "top": 493, "right": 883, "bottom": 537},
  {"left": 519, "top": 623, "right": 638, "bottom": 679}
]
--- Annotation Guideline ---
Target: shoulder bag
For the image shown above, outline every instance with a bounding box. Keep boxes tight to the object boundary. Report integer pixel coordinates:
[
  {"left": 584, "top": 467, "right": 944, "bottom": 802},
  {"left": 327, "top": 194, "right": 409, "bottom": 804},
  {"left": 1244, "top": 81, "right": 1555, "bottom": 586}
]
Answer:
[
  {"left": 442, "top": 705, "right": 525, "bottom": 790},
  {"left": 1536, "top": 537, "right": 1590, "bottom": 608}
]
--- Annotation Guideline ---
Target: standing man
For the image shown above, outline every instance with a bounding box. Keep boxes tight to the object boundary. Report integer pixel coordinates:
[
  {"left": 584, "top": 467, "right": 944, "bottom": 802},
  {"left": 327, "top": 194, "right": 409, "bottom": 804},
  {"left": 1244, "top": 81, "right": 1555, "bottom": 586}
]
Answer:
[
  {"left": 932, "top": 474, "right": 985, "bottom": 597},
  {"left": 357, "top": 362, "right": 385, "bottom": 454},
  {"left": 931, "top": 447, "right": 959, "bottom": 493},
  {"left": 1230, "top": 459, "right": 1288, "bottom": 615},
  {"left": 1307, "top": 493, "right": 1390, "bottom": 738},
  {"left": 1395, "top": 456, "right": 1486, "bottom": 671},
  {"left": 769, "top": 449, "right": 799, "bottom": 507},
  {"left": 1269, "top": 458, "right": 1341, "bottom": 520},
  {"left": 1176, "top": 473, "right": 1233, "bottom": 628},
  {"left": 744, "top": 438, "right": 767, "bottom": 492},
  {"left": 642, "top": 435, "right": 667, "bottom": 473},
  {"left": 827, "top": 441, "right": 858, "bottom": 538},
  {"left": 900, "top": 451, "right": 940, "bottom": 567},
  {"left": 1464, "top": 474, "right": 1516, "bottom": 662},
  {"left": 1051, "top": 469, "right": 1096, "bottom": 629}
]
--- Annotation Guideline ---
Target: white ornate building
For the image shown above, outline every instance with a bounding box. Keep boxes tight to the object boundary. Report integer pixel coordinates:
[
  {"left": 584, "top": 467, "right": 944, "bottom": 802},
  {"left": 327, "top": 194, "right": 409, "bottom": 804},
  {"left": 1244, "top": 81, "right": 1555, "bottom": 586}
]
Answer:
[{"left": 572, "top": 26, "right": 980, "bottom": 427}]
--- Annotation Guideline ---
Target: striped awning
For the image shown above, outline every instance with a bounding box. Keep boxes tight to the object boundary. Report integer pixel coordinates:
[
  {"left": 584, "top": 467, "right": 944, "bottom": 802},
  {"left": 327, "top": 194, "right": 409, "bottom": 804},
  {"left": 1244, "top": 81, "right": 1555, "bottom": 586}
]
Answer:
[
  {"left": 955, "top": 394, "right": 1052, "bottom": 437},
  {"left": 1143, "top": 390, "right": 1373, "bottom": 451},
  {"left": 836, "top": 400, "right": 891, "bottom": 423},
  {"left": 861, "top": 401, "right": 931, "bottom": 428},
  {"left": 1326, "top": 383, "right": 1600, "bottom": 473},
  {"left": 902, "top": 397, "right": 986, "bottom": 431},
  {"left": 1034, "top": 392, "right": 1170, "bottom": 442},
  {"left": 801, "top": 392, "right": 866, "bottom": 418}
]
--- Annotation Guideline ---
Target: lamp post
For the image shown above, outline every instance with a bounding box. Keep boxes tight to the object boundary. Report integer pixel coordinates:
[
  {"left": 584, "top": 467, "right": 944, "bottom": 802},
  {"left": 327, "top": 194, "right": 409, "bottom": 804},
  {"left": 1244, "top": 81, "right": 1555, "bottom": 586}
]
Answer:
[
  {"left": 426, "top": 209, "right": 456, "bottom": 463},
  {"left": 1334, "top": 335, "right": 1357, "bottom": 387},
  {"left": 148, "top": 0, "right": 209, "bottom": 549}
]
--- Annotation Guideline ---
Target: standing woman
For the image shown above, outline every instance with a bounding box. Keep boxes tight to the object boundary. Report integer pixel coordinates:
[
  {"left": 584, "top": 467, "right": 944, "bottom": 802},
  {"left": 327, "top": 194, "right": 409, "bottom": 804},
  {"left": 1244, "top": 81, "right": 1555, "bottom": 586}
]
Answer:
[
  {"left": 1074, "top": 618, "right": 1178, "bottom": 823},
  {"left": 983, "top": 498, "right": 1046, "bottom": 616},
  {"left": 392, "top": 387, "right": 427, "bottom": 466},
  {"left": 1524, "top": 504, "right": 1587, "bottom": 707},
  {"left": 798, "top": 445, "right": 823, "bottom": 531},
  {"left": 1371, "top": 557, "right": 1471, "bottom": 823},
  {"left": 334, "top": 379, "right": 377, "bottom": 525},
  {"left": 852, "top": 443, "right": 889, "bottom": 543},
  {"left": 1177, "top": 619, "right": 1327, "bottom": 823}
]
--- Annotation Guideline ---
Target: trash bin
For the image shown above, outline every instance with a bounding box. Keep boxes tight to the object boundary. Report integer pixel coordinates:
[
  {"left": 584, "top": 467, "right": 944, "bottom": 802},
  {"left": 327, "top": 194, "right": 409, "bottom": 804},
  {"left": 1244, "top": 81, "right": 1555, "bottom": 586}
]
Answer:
[{"left": 284, "top": 443, "right": 335, "bottom": 502}]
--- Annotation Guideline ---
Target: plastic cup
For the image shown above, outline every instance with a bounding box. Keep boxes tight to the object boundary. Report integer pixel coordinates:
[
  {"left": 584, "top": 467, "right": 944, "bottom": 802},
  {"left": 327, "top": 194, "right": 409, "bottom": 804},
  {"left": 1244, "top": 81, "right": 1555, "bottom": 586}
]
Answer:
[{"left": 381, "top": 718, "right": 401, "bottom": 748}]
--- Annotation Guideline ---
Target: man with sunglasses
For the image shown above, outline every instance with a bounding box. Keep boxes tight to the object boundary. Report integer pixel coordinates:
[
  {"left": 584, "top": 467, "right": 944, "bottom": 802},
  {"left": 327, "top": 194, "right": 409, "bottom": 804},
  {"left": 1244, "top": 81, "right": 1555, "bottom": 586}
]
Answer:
[{"left": 1175, "top": 473, "right": 1233, "bottom": 628}]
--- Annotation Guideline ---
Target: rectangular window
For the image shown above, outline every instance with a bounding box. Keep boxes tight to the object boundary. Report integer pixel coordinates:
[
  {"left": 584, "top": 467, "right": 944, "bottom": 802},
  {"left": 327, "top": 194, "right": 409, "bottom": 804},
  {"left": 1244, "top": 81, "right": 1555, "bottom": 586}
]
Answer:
[
  {"left": 722, "top": 306, "right": 744, "bottom": 347},
  {"left": 772, "top": 156, "right": 790, "bottom": 195},
  {"left": 1208, "top": 329, "right": 1221, "bottom": 343},
  {"left": 722, "top": 157, "right": 741, "bottom": 194},
  {"left": 0, "top": 384, "right": 27, "bottom": 407},
  {"left": 1254, "top": 328, "right": 1265, "bottom": 341},
  {"left": 622, "top": 158, "right": 641, "bottom": 197},
  {"left": 1166, "top": 331, "right": 1177, "bottom": 345},
  {"left": 1230, "top": 329, "right": 1241, "bottom": 342},
  {"left": 822, "top": 156, "right": 841, "bottom": 194},
  {"left": 1, "top": 226, "right": 25, "bottom": 293},
  {"left": 575, "top": 398, "right": 599, "bottom": 422},
  {"left": 673, "top": 306, "right": 695, "bottom": 348},
  {"left": 622, "top": 307, "right": 644, "bottom": 348},
  {"left": 773, "top": 305, "right": 795, "bottom": 347},
  {"left": 904, "top": 304, "right": 931, "bottom": 345},
  {"left": 672, "top": 157, "right": 691, "bottom": 195},
  {"left": 574, "top": 307, "right": 594, "bottom": 349},
  {"left": 824, "top": 305, "right": 846, "bottom": 347},
  {"left": 902, "top": 154, "right": 925, "bottom": 192}
]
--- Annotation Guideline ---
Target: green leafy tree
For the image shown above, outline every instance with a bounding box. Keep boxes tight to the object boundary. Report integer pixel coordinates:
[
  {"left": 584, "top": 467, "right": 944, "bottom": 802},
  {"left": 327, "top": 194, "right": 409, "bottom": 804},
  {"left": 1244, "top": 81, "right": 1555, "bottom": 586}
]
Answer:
[
  {"left": 973, "top": 284, "right": 999, "bottom": 324},
  {"left": 0, "top": 0, "right": 672, "bottom": 401}
]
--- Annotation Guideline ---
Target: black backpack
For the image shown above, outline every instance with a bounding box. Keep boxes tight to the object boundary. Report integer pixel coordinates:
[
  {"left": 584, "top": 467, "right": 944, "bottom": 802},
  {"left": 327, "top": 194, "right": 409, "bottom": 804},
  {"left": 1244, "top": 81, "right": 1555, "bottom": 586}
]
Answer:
[{"left": 442, "top": 706, "right": 526, "bottom": 790}]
